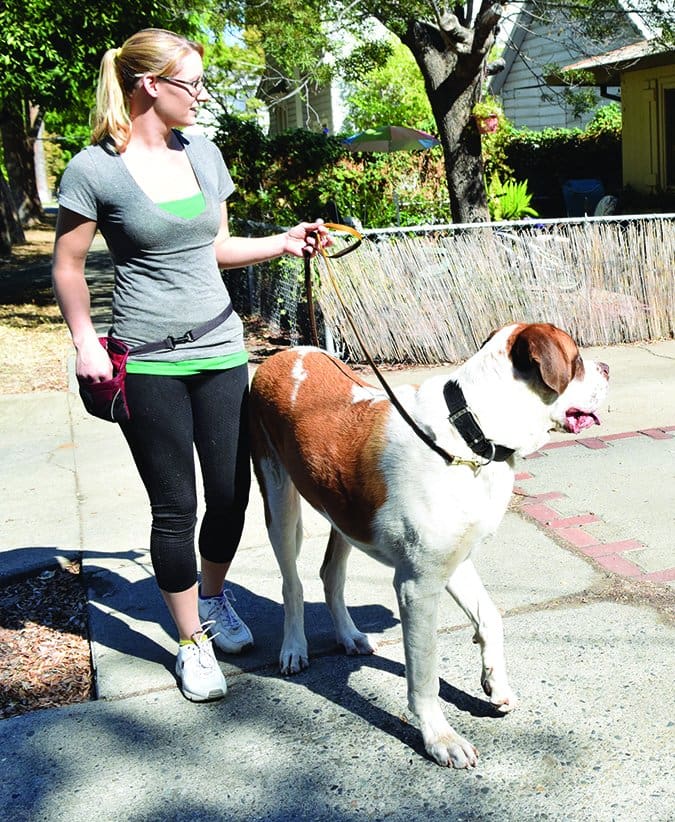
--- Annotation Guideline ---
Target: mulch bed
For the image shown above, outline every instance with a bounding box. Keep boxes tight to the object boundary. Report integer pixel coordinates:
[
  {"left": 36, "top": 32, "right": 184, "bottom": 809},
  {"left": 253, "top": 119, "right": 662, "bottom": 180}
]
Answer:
[{"left": 0, "top": 563, "right": 93, "bottom": 719}]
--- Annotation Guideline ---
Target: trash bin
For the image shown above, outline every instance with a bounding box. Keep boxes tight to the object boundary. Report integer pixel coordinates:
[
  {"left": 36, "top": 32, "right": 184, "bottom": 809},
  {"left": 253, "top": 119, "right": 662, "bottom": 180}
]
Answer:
[{"left": 561, "top": 179, "right": 605, "bottom": 217}]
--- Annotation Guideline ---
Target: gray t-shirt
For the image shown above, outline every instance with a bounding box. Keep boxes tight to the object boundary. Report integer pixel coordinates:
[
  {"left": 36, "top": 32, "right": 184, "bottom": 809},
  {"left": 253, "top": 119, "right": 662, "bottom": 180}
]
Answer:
[{"left": 58, "top": 130, "right": 244, "bottom": 362}]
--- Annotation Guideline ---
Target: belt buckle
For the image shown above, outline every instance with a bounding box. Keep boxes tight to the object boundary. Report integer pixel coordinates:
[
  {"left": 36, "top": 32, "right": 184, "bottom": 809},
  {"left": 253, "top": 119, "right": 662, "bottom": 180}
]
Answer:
[{"left": 167, "top": 330, "right": 194, "bottom": 349}]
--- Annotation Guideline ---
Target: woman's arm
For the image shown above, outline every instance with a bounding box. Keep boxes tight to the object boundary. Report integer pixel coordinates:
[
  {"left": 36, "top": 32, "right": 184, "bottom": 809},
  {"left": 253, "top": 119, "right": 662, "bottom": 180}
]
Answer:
[
  {"left": 52, "top": 208, "right": 112, "bottom": 381},
  {"left": 213, "top": 203, "right": 328, "bottom": 269}
]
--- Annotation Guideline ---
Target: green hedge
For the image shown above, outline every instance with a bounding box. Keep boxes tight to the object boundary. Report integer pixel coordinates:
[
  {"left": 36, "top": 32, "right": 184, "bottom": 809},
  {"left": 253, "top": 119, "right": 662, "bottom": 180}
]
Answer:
[
  {"left": 212, "top": 106, "right": 624, "bottom": 225},
  {"left": 483, "top": 104, "right": 623, "bottom": 217}
]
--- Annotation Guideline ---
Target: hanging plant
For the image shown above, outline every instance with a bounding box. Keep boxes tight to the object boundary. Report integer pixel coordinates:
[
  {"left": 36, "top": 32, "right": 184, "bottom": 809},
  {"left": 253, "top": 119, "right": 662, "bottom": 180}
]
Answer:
[{"left": 472, "top": 98, "right": 503, "bottom": 134}]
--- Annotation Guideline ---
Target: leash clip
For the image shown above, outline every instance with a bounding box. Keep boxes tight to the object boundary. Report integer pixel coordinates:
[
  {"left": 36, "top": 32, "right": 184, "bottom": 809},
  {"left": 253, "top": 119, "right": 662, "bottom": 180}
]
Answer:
[{"left": 450, "top": 455, "right": 484, "bottom": 475}]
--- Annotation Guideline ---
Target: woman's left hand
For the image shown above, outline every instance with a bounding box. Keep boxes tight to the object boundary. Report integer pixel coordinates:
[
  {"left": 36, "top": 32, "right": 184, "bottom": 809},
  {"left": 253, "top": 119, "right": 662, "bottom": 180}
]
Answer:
[{"left": 284, "top": 220, "right": 331, "bottom": 258}]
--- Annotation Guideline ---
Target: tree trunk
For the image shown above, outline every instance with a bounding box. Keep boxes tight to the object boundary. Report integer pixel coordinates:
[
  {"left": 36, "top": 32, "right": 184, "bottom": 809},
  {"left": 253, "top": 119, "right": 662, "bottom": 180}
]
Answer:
[
  {"left": 434, "top": 84, "right": 489, "bottom": 224},
  {"left": 0, "top": 170, "right": 25, "bottom": 255},
  {"left": 0, "top": 101, "right": 45, "bottom": 227},
  {"left": 402, "top": 21, "right": 490, "bottom": 224}
]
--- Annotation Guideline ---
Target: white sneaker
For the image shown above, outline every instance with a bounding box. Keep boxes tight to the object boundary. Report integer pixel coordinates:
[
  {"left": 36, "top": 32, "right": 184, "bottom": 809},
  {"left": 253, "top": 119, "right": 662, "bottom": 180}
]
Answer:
[
  {"left": 198, "top": 588, "right": 254, "bottom": 654},
  {"left": 175, "top": 627, "right": 227, "bottom": 702}
]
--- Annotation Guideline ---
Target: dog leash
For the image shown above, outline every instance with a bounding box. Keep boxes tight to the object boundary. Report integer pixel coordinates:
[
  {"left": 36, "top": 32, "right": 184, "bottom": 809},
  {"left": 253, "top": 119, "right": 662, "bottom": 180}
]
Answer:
[{"left": 305, "top": 223, "right": 487, "bottom": 472}]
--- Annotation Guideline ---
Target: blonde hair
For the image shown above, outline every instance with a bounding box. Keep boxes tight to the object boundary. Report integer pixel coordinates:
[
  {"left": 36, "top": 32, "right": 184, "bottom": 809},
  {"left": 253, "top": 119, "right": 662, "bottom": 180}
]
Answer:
[{"left": 91, "top": 28, "right": 204, "bottom": 151}]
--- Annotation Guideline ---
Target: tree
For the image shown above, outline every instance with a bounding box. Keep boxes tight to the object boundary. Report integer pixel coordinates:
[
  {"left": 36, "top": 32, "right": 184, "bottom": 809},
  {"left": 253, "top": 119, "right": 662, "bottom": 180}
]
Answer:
[
  {"left": 342, "top": 39, "right": 435, "bottom": 133},
  {"left": 241, "top": 1, "right": 505, "bottom": 221},
  {"left": 0, "top": 0, "right": 209, "bottom": 231},
  {"left": 246, "top": 0, "right": 673, "bottom": 223},
  {"left": 0, "top": 170, "right": 25, "bottom": 255}
]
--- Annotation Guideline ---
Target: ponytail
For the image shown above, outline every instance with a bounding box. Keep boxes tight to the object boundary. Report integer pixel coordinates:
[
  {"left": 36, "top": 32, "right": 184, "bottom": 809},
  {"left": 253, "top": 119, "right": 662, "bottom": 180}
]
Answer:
[{"left": 91, "top": 48, "right": 131, "bottom": 150}]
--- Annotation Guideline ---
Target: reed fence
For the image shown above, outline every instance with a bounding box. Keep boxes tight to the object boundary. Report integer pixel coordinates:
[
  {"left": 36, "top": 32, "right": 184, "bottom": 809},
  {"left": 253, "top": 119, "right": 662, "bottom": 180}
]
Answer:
[{"left": 314, "top": 216, "right": 674, "bottom": 364}]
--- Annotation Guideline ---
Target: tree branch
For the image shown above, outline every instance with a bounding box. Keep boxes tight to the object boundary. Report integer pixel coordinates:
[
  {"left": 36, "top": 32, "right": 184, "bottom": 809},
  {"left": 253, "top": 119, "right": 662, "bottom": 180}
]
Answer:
[
  {"left": 438, "top": 10, "right": 474, "bottom": 54},
  {"left": 473, "top": 2, "right": 504, "bottom": 55}
]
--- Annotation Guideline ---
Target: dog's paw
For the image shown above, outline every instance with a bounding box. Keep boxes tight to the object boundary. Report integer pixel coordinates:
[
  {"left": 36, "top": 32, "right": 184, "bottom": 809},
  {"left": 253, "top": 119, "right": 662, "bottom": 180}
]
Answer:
[
  {"left": 482, "top": 668, "right": 518, "bottom": 713},
  {"left": 339, "top": 630, "right": 377, "bottom": 656},
  {"left": 279, "top": 643, "right": 309, "bottom": 676},
  {"left": 426, "top": 732, "right": 479, "bottom": 769}
]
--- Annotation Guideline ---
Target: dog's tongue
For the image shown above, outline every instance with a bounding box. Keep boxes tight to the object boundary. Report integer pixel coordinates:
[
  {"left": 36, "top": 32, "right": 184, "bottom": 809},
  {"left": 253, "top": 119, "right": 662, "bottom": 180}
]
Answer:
[{"left": 565, "top": 408, "right": 601, "bottom": 434}]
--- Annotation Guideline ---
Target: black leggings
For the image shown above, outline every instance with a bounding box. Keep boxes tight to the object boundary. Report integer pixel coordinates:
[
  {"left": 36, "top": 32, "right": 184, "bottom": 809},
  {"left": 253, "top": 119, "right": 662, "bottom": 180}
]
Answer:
[{"left": 120, "top": 365, "right": 250, "bottom": 593}]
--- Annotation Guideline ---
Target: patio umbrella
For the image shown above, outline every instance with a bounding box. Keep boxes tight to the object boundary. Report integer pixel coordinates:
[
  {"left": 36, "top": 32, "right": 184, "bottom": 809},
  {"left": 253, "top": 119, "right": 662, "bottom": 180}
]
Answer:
[{"left": 343, "top": 125, "right": 440, "bottom": 153}]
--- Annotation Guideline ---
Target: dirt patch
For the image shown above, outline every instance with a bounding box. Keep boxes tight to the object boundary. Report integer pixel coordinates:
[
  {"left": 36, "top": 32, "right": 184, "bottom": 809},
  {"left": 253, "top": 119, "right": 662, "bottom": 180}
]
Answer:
[
  {"left": 0, "top": 223, "right": 56, "bottom": 273},
  {"left": 0, "top": 321, "right": 71, "bottom": 393},
  {"left": 0, "top": 220, "right": 72, "bottom": 394}
]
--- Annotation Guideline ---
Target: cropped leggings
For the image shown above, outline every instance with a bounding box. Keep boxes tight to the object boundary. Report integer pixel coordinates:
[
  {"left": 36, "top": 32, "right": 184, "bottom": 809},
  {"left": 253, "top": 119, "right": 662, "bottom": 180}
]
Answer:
[{"left": 120, "top": 364, "right": 250, "bottom": 593}]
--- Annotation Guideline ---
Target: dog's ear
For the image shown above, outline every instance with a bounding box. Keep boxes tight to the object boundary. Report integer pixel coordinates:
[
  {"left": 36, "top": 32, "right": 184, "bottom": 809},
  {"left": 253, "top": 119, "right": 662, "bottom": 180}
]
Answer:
[
  {"left": 480, "top": 329, "right": 500, "bottom": 349},
  {"left": 510, "top": 324, "right": 576, "bottom": 395}
]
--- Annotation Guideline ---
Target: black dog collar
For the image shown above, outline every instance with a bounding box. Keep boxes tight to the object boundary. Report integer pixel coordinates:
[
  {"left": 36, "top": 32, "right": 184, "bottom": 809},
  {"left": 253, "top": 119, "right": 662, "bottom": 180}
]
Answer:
[{"left": 442, "top": 380, "right": 515, "bottom": 464}]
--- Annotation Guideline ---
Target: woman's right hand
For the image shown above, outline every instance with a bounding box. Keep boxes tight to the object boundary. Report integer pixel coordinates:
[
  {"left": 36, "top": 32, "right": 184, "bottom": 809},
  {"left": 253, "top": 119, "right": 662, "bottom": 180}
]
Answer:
[
  {"left": 75, "top": 335, "right": 113, "bottom": 382},
  {"left": 52, "top": 208, "right": 109, "bottom": 382}
]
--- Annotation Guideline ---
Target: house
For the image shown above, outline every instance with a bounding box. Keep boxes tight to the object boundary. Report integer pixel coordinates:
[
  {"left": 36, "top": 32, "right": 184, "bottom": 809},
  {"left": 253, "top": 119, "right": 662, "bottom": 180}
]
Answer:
[
  {"left": 258, "top": 71, "right": 348, "bottom": 136},
  {"left": 490, "top": 0, "right": 656, "bottom": 129},
  {"left": 555, "top": 41, "right": 675, "bottom": 195}
]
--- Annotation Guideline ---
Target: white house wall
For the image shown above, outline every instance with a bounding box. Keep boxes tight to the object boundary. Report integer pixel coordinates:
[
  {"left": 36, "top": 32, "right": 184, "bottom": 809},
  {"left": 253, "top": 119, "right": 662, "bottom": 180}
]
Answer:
[{"left": 492, "top": 3, "right": 643, "bottom": 129}]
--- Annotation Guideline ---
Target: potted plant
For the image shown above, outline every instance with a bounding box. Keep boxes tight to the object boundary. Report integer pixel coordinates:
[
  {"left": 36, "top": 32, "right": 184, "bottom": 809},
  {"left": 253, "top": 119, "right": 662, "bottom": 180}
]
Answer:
[{"left": 472, "top": 98, "right": 503, "bottom": 134}]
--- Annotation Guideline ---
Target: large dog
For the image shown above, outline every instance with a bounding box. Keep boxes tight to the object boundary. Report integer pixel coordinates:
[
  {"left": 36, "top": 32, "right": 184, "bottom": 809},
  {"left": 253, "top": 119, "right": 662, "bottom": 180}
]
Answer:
[{"left": 249, "top": 323, "right": 609, "bottom": 768}]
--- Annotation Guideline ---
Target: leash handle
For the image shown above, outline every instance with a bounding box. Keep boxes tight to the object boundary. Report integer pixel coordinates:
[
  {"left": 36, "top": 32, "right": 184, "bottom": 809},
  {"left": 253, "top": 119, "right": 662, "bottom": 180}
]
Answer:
[
  {"left": 321, "top": 222, "right": 363, "bottom": 258},
  {"left": 303, "top": 222, "right": 364, "bottom": 349}
]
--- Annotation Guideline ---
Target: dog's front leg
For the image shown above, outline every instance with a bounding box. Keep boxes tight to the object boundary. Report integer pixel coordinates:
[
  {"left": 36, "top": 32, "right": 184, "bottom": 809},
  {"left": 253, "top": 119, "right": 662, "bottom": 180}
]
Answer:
[
  {"left": 445, "top": 559, "right": 517, "bottom": 712},
  {"left": 395, "top": 573, "right": 478, "bottom": 768}
]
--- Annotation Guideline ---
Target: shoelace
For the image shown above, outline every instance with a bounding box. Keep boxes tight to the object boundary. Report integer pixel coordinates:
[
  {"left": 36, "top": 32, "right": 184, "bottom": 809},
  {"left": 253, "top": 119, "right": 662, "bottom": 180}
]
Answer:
[
  {"left": 189, "top": 621, "right": 221, "bottom": 669},
  {"left": 218, "top": 590, "right": 243, "bottom": 631}
]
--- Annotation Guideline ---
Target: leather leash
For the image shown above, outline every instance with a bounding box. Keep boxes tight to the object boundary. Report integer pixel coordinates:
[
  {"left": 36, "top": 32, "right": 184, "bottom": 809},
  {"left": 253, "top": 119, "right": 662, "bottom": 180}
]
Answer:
[{"left": 305, "top": 223, "right": 487, "bottom": 471}]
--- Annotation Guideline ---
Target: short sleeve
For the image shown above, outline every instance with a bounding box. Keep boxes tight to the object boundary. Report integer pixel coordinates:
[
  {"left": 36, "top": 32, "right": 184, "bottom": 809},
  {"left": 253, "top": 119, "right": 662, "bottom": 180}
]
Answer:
[
  {"left": 57, "top": 150, "right": 100, "bottom": 221},
  {"left": 209, "top": 140, "right": 235, "bottom": 202}
]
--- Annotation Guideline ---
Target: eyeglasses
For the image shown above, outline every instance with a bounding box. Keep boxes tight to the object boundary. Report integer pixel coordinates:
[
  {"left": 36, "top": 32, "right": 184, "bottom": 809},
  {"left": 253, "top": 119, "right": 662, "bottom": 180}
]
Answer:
[{"left": 157, "top": 75, "right": 206, "bottom": 97}]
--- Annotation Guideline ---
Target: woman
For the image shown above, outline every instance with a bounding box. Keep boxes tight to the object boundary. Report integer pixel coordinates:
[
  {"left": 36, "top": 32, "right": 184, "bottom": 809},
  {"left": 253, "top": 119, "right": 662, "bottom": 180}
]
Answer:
[{"left": 52, "top": 28, "right": 327, "bottom": 702}]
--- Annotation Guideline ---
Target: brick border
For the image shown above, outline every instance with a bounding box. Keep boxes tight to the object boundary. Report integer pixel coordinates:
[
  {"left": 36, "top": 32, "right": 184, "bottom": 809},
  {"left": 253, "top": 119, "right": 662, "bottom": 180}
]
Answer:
[
  {"left": 524, "top": 425, "right": 675, "bottom": 458},
  {"left": 515, "top": 426, "right": 674, "bottom": 583}
]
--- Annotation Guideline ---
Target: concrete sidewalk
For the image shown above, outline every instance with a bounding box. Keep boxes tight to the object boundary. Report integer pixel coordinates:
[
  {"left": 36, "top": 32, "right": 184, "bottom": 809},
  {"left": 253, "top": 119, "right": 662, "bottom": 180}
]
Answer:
[{"left": 0, "top": 338, "right": 674, "bottom": 821}]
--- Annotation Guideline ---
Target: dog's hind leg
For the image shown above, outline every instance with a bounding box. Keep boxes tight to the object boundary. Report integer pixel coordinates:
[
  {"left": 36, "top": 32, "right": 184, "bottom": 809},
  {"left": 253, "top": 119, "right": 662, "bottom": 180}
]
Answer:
[
  {"left": 445, "top": 559, "right": 517, "bottom": 713},
  {"left": 320, "top": 529, "right": 377, "bottom": 656},
  {"left": 258, "top": 457, "right": 308, "bottom": 675}
]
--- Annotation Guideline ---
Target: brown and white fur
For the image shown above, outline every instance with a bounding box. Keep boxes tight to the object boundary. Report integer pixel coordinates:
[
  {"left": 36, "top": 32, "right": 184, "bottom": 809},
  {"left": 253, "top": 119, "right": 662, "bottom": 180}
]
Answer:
[{"left": 249, "top": 323, "right": 609, "bottom": 768}]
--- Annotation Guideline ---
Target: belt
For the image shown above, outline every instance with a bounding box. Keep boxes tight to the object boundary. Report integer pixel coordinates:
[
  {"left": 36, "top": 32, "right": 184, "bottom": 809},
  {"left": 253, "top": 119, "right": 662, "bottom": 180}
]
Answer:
[{"left": 129, "top": 303, "right": 234, "bottom": 356}]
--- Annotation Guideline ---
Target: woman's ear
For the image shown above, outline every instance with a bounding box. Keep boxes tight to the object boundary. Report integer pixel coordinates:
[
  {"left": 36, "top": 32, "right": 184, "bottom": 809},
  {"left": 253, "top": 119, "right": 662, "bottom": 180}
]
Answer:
[{"left": 138, "top": 74, "right": 160, "bottom": 98}]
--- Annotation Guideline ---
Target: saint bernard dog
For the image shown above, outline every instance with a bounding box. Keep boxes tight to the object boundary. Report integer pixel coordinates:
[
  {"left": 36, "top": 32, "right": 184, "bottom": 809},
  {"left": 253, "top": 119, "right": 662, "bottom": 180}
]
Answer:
[{"left": 249, "top": 322, "right": 609, "bottom": 768}]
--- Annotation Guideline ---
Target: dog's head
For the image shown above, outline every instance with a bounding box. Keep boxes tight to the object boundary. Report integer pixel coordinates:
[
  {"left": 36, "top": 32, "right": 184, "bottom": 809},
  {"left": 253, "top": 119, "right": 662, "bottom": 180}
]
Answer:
[
  {"left": 457, "top": 323, "right": 609, "bottom": 455},
  {"left": 507, "top": 323, "right": 609, "bottom": 435}
]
